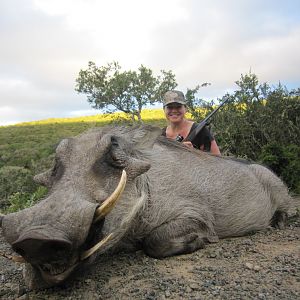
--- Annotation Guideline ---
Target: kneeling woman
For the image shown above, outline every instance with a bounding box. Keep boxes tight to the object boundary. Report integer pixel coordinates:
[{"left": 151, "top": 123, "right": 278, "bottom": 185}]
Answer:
[{"left": 162, "top": 90, "right": 221, "bottom": 156}]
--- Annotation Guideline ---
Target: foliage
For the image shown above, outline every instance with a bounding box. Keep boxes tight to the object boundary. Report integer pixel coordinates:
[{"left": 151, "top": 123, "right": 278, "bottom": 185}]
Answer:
[
  {"left": 75, "top": 61, "right": 177, "bottom": 121},
  {"left": 3, "top": 186, "right": 48, "bottom": 214},
  {"left": 213, "top": 73, "right": 300, "bottom": 157},
  {"left": 184, "top": 83, "right": 214, "bottom": 122},
  {"left": 186, "top": 72, "right": 300, "bottom": 191},
  {"left": 0, "top": 166, "right": 37, "bottom": 209},
  {"left": 259, "top": 143, "right": 300, "bottom": 194}
]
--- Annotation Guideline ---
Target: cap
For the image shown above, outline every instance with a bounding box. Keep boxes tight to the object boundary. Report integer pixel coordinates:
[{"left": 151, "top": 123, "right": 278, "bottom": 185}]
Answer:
[{"left": 163, "top": 90, "right": 186, "bottom": 107}]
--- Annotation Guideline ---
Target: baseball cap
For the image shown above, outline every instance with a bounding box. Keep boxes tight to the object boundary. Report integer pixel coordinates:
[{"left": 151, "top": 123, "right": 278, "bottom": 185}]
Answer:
[{"left": 163, "top": 90, "right": 187, "bottom": 107}]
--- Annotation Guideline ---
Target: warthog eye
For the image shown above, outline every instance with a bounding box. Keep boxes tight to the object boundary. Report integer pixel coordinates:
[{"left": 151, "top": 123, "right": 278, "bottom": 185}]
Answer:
[
  {"left": 111, "top": 136, "right": 119, "bottom": 147},
  {"left": 107, "top": 152, "right": 125, "bottom": 169},
  {"left": 110, "top": 152, "right": 118, "bottom": 162}
]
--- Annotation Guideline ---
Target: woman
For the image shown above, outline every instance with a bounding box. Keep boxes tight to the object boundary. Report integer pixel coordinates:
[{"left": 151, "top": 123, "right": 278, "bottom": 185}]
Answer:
[{"left": 162, "top": 90, "right": 221, "bottom": 156}]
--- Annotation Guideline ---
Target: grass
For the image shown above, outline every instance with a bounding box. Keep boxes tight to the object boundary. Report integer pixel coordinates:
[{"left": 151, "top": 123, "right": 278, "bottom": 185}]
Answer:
[{"left": 0, "top": 109, "right": 168, "bottom": 167}]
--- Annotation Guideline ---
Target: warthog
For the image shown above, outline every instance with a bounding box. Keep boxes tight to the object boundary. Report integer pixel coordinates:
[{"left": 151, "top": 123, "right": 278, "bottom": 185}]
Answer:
[{"left": 0, "top": 125, "right": 295, "bottom": 289}]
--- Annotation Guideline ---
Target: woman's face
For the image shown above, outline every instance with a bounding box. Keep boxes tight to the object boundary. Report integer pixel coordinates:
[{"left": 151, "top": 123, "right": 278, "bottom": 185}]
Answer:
[{"left": 164, "top": 103, "right": 187, "bottom": 123}]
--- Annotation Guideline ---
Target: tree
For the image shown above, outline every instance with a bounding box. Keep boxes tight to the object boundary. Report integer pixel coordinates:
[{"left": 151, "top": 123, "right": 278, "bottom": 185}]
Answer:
[
  {"left": 75, "top": 61, "right": 177, "bottom": 121},
  {"left": 184, "top": 83, "right": 213, "bottom": 122}
]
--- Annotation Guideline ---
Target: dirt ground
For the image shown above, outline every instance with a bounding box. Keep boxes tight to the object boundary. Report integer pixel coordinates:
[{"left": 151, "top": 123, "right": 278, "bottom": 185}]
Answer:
[{"left": 1, "top": 216, "right": 299, "bottom": 300}]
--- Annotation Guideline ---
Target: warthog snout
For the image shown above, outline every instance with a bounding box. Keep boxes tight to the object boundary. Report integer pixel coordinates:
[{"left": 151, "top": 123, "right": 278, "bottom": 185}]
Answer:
[{"left": 12, "top": 231, "right": 72, "bottom": 264}]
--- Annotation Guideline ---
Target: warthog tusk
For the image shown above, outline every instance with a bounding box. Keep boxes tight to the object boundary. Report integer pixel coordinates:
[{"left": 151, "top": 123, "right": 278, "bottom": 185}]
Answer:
[
  {"left": 93, "top": 170, "right": 127, "bottom": 223},
  {"left": 0, "top": 251, "right": 26, "bottom": 263},
  {"left": 80, "top": 233, "right": 113, "bottom": 261}
]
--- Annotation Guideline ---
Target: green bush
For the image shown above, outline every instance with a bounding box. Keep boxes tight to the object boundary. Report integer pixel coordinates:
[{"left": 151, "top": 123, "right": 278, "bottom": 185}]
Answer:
[
  {"left": 3, "top": 186, "right": 48, "bottom": 213},
  {"left": 259, "top": 143, "right": 300, "bottom": 193},
  {"left": 187, "top": 72, "right": 300, "bottom": 193},
  {"left": 0, "top": 166, "right": 37, "bottom": 208}
]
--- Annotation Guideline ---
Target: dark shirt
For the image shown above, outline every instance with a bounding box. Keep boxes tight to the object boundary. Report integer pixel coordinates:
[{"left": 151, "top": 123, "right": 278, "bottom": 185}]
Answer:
[{"left": 162, "top": 123, "right": 214, "bottom": 151}]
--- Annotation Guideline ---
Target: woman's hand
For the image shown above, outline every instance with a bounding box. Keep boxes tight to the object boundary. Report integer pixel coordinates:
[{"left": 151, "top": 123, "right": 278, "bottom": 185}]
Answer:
[{"left": 182, "top": 141, "right": 193, "bottom": 148}]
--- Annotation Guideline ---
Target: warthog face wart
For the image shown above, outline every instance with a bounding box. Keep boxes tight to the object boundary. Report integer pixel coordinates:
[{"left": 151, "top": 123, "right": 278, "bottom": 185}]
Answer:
[{"left": 0, "top": 125, "right": 294, "bottom": 289}]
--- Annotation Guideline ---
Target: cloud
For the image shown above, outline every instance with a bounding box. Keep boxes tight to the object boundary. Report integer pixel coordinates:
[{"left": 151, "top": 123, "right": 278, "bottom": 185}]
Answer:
[
  {"left": 0, "top": 0, "right": 300, "bottom": 125},
  {"left": 148, "top": 1, "right": 300, "bottom": 95}
]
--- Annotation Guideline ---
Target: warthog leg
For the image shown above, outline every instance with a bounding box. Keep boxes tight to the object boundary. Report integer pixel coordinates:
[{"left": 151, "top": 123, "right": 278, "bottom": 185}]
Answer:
[
  {"left": 271, "top": 210, "right": 288, "bottom": 230},
  {"left": 142, "top": 218, "right": 218, "bottom": 258}
]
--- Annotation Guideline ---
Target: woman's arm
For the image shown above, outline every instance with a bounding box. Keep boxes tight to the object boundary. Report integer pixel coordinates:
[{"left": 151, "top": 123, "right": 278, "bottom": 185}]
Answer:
[{"left": 210, "top": 140, "right": 221, "bottom": 156}]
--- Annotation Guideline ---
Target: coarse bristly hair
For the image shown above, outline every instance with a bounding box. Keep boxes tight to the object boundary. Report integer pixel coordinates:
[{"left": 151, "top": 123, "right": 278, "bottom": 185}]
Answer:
[{"left": 93, "top": 125, "right": 297, "bottom": 257}]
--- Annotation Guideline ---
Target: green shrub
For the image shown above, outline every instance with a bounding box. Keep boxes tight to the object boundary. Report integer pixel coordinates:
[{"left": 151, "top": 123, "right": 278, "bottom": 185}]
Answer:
[
  {"left": 187, "top": 72, "right": 300, "bottom": 193},
  {"left": 3, "top": 186, "right": 48, "bottom": 213},
  {"left": 0, "top": 166, "right": 37, "bottom": 208},
  {"left": 259, "top": 143, "right": 300, "bottom": 194}
]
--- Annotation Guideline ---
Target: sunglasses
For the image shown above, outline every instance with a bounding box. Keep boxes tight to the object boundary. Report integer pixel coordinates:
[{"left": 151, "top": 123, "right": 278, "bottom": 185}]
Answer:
[{"left": 165, "top": 104, "right": 184, "bottom": 109}]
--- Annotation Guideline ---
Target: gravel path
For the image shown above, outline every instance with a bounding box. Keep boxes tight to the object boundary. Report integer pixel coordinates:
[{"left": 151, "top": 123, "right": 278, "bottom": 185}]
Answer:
[{"left": 1, "top": 216, "right": 299, "bottom": 300}]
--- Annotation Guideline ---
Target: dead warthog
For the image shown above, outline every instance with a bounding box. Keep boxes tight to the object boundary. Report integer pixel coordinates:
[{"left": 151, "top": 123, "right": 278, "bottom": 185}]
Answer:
[{"left": 0, "top": 125, "right": 296, "bottom": 289}]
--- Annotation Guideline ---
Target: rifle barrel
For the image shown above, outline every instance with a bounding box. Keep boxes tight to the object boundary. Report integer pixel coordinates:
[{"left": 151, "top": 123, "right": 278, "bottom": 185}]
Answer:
[
  {"left": 203, "top": 97, "right": 230, "bottom": 123},
  {"left": 184, "top": 97, "right": 230, "bottom": 143}
]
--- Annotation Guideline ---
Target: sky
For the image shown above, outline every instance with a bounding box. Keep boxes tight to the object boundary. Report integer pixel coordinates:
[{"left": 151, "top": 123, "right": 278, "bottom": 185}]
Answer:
[{"left": 1, "top": 0, "right": 300, "bottom": 126}]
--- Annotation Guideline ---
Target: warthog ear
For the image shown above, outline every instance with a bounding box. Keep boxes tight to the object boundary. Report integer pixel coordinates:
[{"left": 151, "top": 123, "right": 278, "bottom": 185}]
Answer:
[{"left": 131, "top": 125, "right": 162, "bottom": 150}]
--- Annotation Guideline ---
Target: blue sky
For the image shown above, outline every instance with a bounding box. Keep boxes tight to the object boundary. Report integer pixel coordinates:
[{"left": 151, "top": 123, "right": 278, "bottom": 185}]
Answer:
[{"left": 1, "top": 0, "right": 300, "bottom": 125}]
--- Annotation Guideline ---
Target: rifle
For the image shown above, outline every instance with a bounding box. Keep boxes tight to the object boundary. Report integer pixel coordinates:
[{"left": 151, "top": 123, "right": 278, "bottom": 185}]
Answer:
[{"left": 176, "top": 97, "right": 230, "bottom": 144}]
